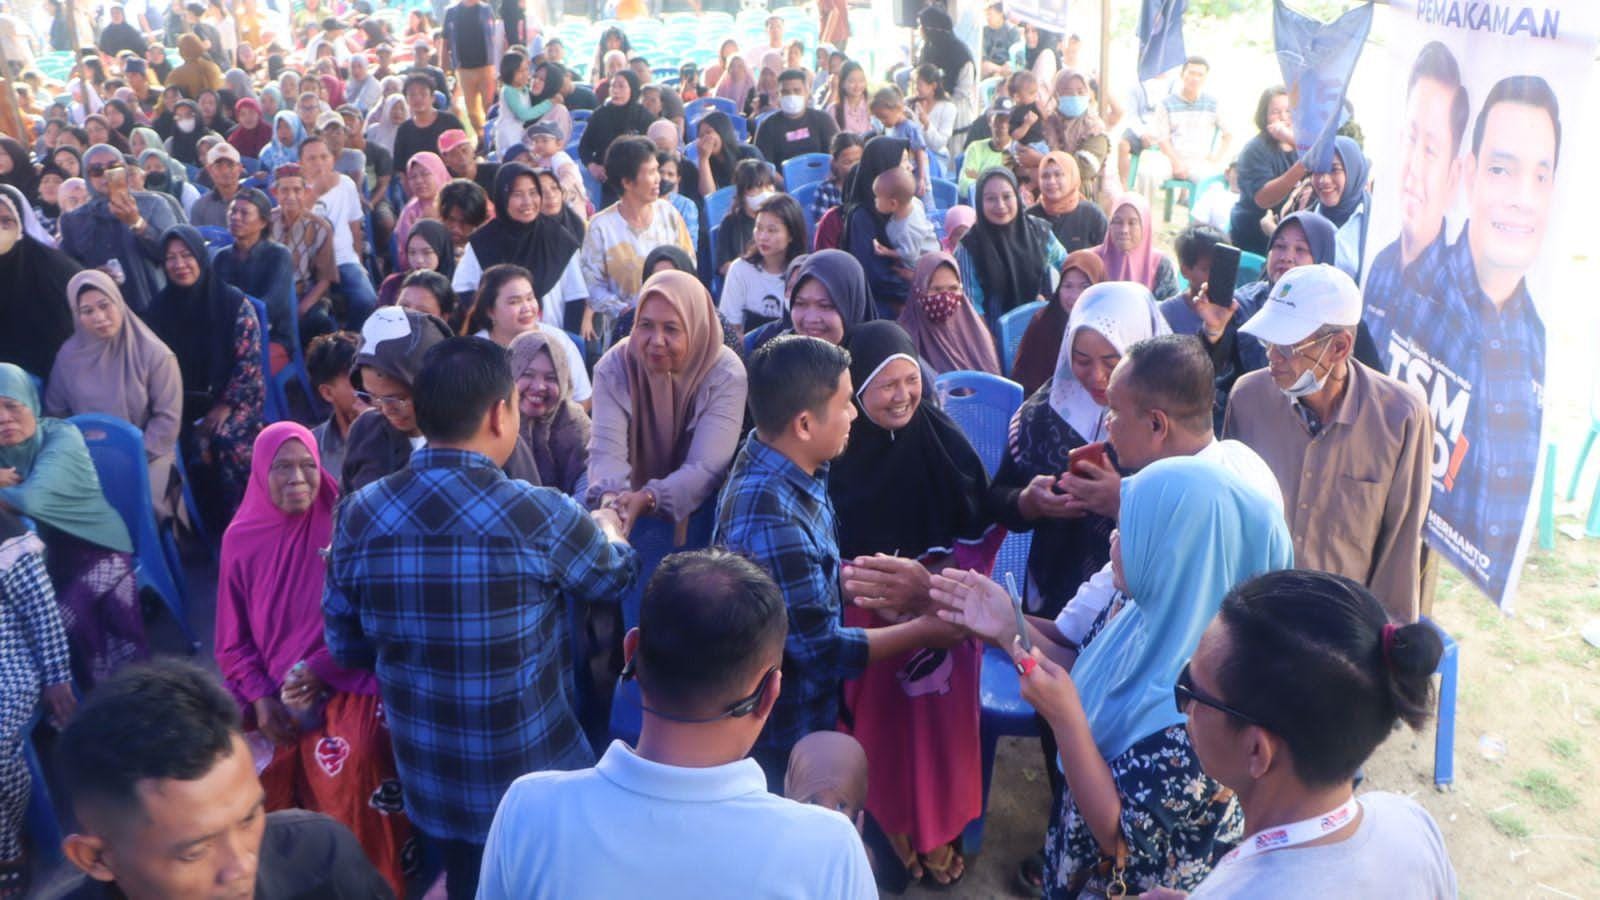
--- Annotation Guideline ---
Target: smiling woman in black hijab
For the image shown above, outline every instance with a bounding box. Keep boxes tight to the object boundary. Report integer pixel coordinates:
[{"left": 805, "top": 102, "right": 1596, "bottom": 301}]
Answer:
[
  {"left": 841, "top": 134, "right": 912, "bottom": 316},
  {"left": 454, "top": 163, "right": 582, "bottom": 305},
  {"left": 577, "top": 70, "right": 655, "bottom": 208},
  {"left": 957, "top": 166, "right": 1062, "bottom": 333},
  {"left": 829, "top": 319, "right": 991, "bottom": 887}
]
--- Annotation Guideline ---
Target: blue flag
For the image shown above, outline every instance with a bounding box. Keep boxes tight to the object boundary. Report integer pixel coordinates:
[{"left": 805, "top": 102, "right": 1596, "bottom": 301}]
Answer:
[
  {"left": 1138, "top": 0, "right": 1188, "bottom": 82},
  {"left": 1273, "top": 0, "right": 1373, "bottom": 172}
]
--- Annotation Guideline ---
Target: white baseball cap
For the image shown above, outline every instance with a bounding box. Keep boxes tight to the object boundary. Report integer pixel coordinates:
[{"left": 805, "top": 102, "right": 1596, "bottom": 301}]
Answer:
[{"left": 1239, "top": 264, "right": 1362, "bottom": 346}]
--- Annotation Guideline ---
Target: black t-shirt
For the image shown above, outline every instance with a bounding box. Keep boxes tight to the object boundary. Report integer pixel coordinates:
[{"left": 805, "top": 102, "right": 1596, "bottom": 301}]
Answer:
[
  {"left": 1026, "top": 202, "right": 1108, "bottom": 253},
  {"left": 446, "top": 4, "right": 490, "bottom": 69},
  {"left": 471, "top": 162, "right": 500, "bottom": 196},
  {"left": 754, "top": 108, "right": 839, "bottom": 167},
  {"left": 58, "top": 810, "right": 395, "bottom": 899},
  {"left": 393, "top": 111, "right": 465, "bottom": 171}
]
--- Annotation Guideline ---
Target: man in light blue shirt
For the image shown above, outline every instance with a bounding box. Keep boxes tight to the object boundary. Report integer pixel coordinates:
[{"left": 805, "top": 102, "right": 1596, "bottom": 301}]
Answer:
[{"left": 476, "top": 549, "right": 875, "bottom": 899}]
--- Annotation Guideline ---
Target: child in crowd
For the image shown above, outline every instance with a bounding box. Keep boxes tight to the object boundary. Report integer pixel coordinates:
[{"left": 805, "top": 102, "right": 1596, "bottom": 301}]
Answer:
[
  {"left": 873, "top": 167, "right": 939, "bottom": 271},
  {"left": 869, "top": 86, "right": 932, "bottom": 198},
  {"left": 305, "top": 331, "right": 367, "bottom": 483},
  {"left": 720, "top": 193, "right": 808, "bottom": 334},
  {"left": 525, "top": 121, "right": 588, "bottom": 215}
]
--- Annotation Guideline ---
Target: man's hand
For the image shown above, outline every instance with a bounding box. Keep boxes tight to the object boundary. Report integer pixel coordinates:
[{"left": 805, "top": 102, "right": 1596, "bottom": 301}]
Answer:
[
  {"left": 108, "top": 187, "right": 142, "bottom": 227},
  {"left": 0, "top": 467, "right": 18, "bottom": 488},
  {"left": 42, "top": 682, "right": 77, "bottom": 729},
  {"left": 1058, "top": 457, "right": 1121, "bottom": 520},
  {"left": 253, "top": 695, "right": 297, "bottom": 746},
  {"left": 844, "top": 554, "right": 932, "bottom": 617},
  {"left": 929, "top": 569, "right": 1018, "bottom": 648},
  {"left": 590, "top": 506, "right": 627, "bottom": 541},
  {"left": 1018, "top": 474, "right": 1082, "bottom": 520}
]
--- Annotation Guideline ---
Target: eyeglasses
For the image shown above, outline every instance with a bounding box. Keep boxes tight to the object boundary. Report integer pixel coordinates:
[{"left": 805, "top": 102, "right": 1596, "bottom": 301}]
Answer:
[
  {"left": 1259, "top": 332, "right": 1334, "bottom": 360},
  {"left": 354, "top": 391, "right": 411, "bottom": 411},
  {"left": 623, "top": 662, "right": 778, "bottom": 724},
  {"left": 1174, "top": 660, "right": 1265, "bottom": 726}
]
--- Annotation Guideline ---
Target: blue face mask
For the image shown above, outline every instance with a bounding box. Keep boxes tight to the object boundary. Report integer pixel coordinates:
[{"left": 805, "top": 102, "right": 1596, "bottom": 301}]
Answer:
[{"left": 1057, "top": 95, "right": 1089, "bottom": 118}]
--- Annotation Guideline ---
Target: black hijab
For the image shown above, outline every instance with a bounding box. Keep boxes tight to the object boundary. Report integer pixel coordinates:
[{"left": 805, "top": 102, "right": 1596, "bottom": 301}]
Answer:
[
  {"left": 579, "top": 70, "right": 652, "bottom": 166},
  {"left": 0, "top": 138, "right": 38, "bottom": 203},
  {"left": 0, "top": 185, "right": 80, "bottom": 378},
  {"left": 529, "top": 62, "right": 566, "bottom": 106},
  {"left": 961, "top": 167, "right": 1053, "bottom": 326},
  {"left": 104, "top": 99, "right": 139, "bottom": 137},
  {"left": 146, "top": 225, "right": 247, "bottom": 400},
  {"left": 408, "top": 218, "right": 456, "bottom": 280},
  {"left": 778, "top": 249, "right": 877, "bottom": 334},
  {"left": 644, "top": 244, "right": 697, "bottom": 276},
  {"left": 1025, "top": 28, "right": 1062, "bottom": 71},
  {"left": 917, "top": 8, "right": 973, "bottom": 95},
  {"left": 468, "top": 163, "right": 581, "bottom": 299},
  {"left": 167, "top": 100, "right": 211, "bottom": 166},
  {"left": 830, "top": 320, "right": 991, "bottom": 559},
  {"left": 841, "top": 135, "right": 908, "bottom": 248}
]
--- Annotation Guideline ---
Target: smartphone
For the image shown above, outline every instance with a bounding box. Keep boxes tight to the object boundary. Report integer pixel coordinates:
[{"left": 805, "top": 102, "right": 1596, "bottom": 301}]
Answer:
[
  {"left": 1067, "top": 441, "right": 1110, "bottom": 475},
  {"left": 105, "top": 165, "right": 127, "bottom": 194},
  {"left": 1207, "top": 243, "right": 1242, "bottom": 307},
  {"left": 1005, "top": 572, "right": 1032, "bottom": 653}
]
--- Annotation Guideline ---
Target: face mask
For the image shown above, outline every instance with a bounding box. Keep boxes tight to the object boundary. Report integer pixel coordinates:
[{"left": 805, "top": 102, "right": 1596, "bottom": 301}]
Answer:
[
  {"left": 779, "top": 94, "right": 805, "bottom": 115},
  {"left": 0, "top": 224, "right": 18, "bottom": 256},
  {"left": 145, "top": 172, "right": 170, "bottom": 191},
  {"left": 177, "top": 117, "right": 196, "bottom": 133},
  {"left": 919, "top": 289, "right": 962, "bottom": 324},
  {"left": 745, "top": 191, "right": 773, "bottom": 214},
  {"left": 1279, "top": 337, "right": 1335, "bottom": 400},
  {"left": 658, "top": 179, "right": 678, "bottom": 196},
  {"left": 1057, "top": 95, "right": 1089, "bottom": 118}
]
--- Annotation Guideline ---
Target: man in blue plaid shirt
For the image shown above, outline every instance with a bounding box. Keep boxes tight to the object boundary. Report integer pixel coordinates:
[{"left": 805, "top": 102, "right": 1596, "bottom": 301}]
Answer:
[
  {"left": 324, "top": 338, "right": 635, "bottom": 897},
  {"left": 714, "top": 335, "right": 959, "bottom": 789}
]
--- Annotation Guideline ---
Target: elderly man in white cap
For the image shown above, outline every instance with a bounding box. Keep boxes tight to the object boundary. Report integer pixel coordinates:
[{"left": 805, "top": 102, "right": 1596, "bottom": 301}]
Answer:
[{"left": 1223, "top": 264, "right": 1432, "bottom": 623}]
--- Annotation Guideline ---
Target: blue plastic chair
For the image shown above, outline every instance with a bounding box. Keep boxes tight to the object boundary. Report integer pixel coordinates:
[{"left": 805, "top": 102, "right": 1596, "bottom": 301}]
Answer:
[
  {"left": 782, "top": 152, "right": 832, "bottom": 189},
  {"left": 582, "top": 167, "right": 606, "bottom": 212},
  {"left": 705, "top": 186, "right": 736, "bottom": 227},
  {"left": 934, "top": 371, "right": 1024, "bottom": 477},
  {"left": 997, "top": 300, "right": 1044, "bottom": 377},
  {"left": 239, "top": 156, "right": 263, "bottom": 175},
  {"left": 791, "top": 181, "right": 820, "bottom": 238},
  {"left": 930, "top": 177, "right": 957, "bottom": 212},
  {"left": 246, "top": 296, "right": 287, "bottom": 424},
  {"left": 1238, "top": 250, "right": 1266, "bottom": 286},
  {"left": 1160, "top": 172, "right": 1229, "bottom": 223},
  {"left": 708, "top": 223, "right": 725, "bottom": 298},
  {"left": 571, "top": 108, "right": 593, "bottom": 123},
  {"left": 69, "top": 414, "right": 200, "bottom": 651},
  {"left": 1424, "top": 615, "right": 1459, "bottom": 788},
  {"left": 686, "top": 96, "right": 737, "bottom": 125},
  {"left": 197, "top": 224, "right": 234, "bottom": 248},
  {"left": 172, "top": 450, "right": 214, "bottom": 556},
  {"left": 752, "top": 110, "right": 775, "bottom": 133},
  {"left": 728, "top": 116, "right": 749, "bottom": 142},
  {"left": 963, "top": 643, "right": 1041, "bottom": 852},
  {"left": 24, "top": 712, "right": 64, "bottom": 867}
]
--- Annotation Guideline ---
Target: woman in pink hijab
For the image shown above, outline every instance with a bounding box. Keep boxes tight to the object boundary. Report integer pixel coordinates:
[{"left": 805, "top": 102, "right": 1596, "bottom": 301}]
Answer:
[
  {"left": 1092, "top": 193, "right": 1180, "bottom": 299},
  {"left": 214, "top": 423, "right": 411, "bottom": 895},
  {"left": 393, "top": 150, "right": 450, "bottom": 261}
]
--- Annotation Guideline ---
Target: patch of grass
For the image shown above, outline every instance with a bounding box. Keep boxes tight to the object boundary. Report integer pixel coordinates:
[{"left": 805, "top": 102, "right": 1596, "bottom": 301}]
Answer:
[
  {"left": 1547, "top": 736, "right": 1582, "bottom": 765},
  {"left": 1489, "top": 809, "right": 1531, "bottom": 839},
  {"left": 1514, "top": 768, "right": 1578, "bottom": 813}
]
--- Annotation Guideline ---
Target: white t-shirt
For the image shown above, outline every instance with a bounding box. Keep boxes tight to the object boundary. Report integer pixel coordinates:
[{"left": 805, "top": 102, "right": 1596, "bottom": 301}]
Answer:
[
  {"left": 312, "top": 174, "right": 365, "bottom": 267},
  {"left": 454, "top": 250, "right": 589, "bottom": 334},
  {"left": 1189, "top": 792, "right": 1457, "bottom": 899},
  {"left": 473, "top": 326, "right": 592, "bottom": 403},
  {"left": 477, "top": 741, "right": 876, "bottom": 900},
  {"left": 717, "top": 258, "right": 787, "bottom": 330},
  {"left": 1053, "top": 439, "right": 1284, "bottom": 644}
]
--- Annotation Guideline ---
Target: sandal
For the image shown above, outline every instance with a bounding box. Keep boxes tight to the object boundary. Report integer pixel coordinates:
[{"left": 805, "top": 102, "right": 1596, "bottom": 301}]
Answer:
[
  {"left": 920, "top": 843, "right": 967, "bottom": 889},
  {"left": 887, "top": 833, "right": 925, "bottom": 882},
  {"left": 0, "top": 858, "right": 29, "bottom": 900},
  {"left": 1012, "top": 847, "right": 1045, "bottom": 897}
]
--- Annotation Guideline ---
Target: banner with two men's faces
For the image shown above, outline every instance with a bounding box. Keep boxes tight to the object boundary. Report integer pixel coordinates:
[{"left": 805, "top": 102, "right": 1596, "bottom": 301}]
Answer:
[{"left": 1362, "top": 0, "right": 1597, "bottom": 609}]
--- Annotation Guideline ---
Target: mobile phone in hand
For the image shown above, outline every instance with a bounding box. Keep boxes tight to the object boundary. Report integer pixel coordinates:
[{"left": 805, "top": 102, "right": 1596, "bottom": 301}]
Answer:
[
  {"left": 1067, "top": 441, "right": 1110, "bottom": 475},
  {"left": 1207, "top": 243, "right": 1242, "bottom": 307}
]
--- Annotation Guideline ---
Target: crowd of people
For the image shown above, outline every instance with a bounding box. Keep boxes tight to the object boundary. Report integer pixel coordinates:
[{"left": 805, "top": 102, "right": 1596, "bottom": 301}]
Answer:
[{"left": 0, "top": 0, "right": 1465, "bottom": 897}]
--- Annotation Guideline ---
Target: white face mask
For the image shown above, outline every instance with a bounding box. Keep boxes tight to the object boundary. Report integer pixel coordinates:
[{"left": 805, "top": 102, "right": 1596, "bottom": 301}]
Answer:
[
  {"left": 779, "top": 94, "right": 804, "bottom": 115},
  {"left": 177, "top": 117, "right": 197, "bottom": 133},
  {"left": 745, "top": 191, "right": 773, "bottom": 214},
  {"left": 1279, "top": 337, "right": 1335, "bottom": 400}
]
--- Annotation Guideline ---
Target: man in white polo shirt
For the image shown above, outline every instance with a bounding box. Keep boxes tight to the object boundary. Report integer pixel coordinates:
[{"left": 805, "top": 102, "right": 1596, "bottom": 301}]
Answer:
[{"left": 477, "top": 549, "right": 875, "bottom": 899}]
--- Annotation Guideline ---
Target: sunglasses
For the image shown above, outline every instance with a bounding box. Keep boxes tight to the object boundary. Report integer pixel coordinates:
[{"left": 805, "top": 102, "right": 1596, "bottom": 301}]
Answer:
[
  {"left": 1174, "top": 661, "right": 1264, "bottom": 726},
  {"left": 87, "top": 163, "right": 123, "bottom": 178},
  {"left": 623, "top": 661, "right": 778, "bottom": 724}
]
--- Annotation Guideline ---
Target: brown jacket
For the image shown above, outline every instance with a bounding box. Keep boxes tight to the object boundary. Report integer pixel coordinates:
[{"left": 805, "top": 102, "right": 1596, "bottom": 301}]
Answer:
[
  {"left": 165, "top": 33, "right": 224, "bottom": 99},
  {"left": 1224, "top": 360, "right": 1432, "bottom": 622}
]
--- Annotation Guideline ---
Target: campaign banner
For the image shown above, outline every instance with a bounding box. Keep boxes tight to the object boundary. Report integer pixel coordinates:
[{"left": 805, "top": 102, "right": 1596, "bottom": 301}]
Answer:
[
  {"left": 1004, "top": 0, "right": 1070, "bottom": 35},
  {"left": 1138, "top": 0, "right": 1188, "bottom": 81},
  {"left": 1362, "top": 0, "right": 1597, "bottom": 609},
  {"left": 1272, "top": 0, "right": 1372, "bottom": 172}
]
